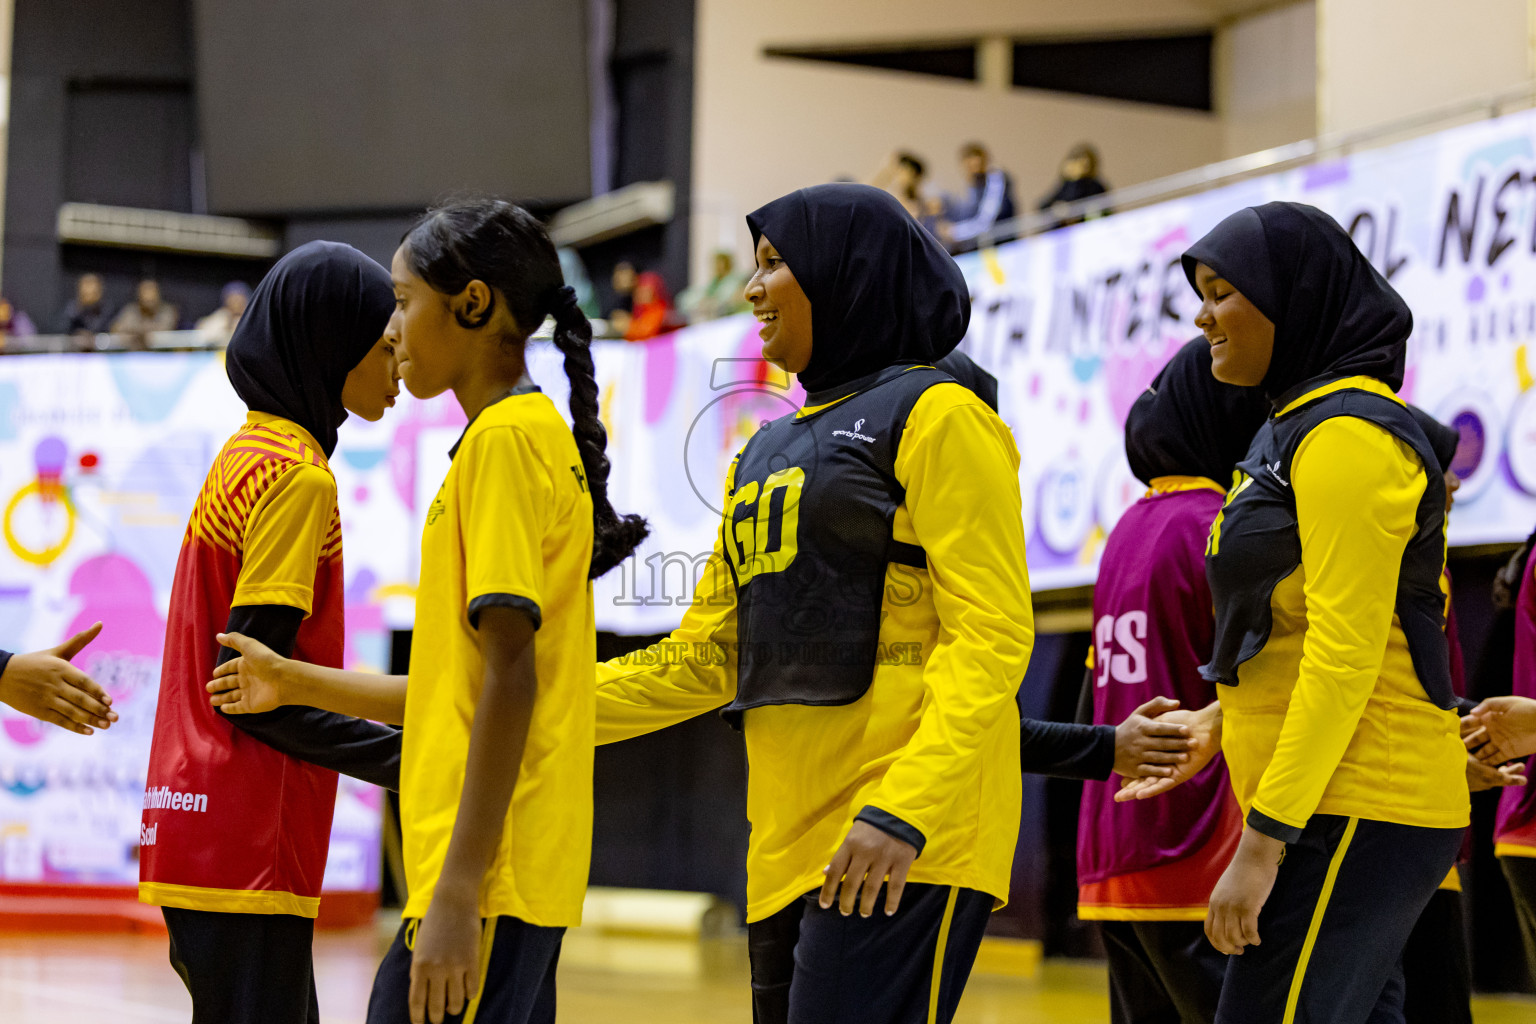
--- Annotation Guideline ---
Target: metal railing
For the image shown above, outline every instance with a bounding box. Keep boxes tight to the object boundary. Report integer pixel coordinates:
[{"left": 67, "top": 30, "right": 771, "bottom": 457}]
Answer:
[
  {"left": 0, "top": 330, "right": 226, "bottom": 354},
  {"left": 978, "top": 80, "right": 1536, "bottom": 248}
]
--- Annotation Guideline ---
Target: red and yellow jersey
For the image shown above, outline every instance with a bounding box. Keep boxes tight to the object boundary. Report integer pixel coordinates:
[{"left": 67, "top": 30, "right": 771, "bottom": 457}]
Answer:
[{"left": 139, "top": 412, "right": 345, "bottom": 917}]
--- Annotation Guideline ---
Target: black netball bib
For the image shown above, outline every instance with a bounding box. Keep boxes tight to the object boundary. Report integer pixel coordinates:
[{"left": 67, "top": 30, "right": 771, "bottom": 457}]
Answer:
[
  {"left": 718, "top": 364, "right": 954, "bottom": 725},
  {"left": 1202, "top": 387, "right": 1454, "bottom": 709}
]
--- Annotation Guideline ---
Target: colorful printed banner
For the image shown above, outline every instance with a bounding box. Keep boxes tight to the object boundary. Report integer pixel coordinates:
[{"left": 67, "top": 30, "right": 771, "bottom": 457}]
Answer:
[
  {"left": 955, "top": 106, "right": 1536, "bottom": 588},
  {"left": 6, "top": 103, "right": 1536, "bottom": 888}
]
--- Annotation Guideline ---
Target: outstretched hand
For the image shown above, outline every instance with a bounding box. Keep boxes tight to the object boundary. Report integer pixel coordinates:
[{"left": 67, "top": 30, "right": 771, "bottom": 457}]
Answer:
[
  {"left": 1115, "top": 701, "right": 1223, "bottom": 803},
  {"left": 1465, "top": 696, "right": 1536, "bottom": 766},
  {"left": 0, "top": 623, "right": 117, "bottom": 735},
  {"left": 1113, "top": 696, "right": 1195, "bottom": 778},
  {"left": 206, "top": 632, "right": 289, "bottom": 715}
]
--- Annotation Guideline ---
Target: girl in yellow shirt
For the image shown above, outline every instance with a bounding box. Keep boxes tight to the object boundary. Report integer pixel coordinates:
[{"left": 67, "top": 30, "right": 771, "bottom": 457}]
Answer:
[
  {"left": 1183, "top": 202, "right": 1466, "bottom": 1024},
  {"left": 209, "top": 200, "right": 647, "bottom": 1024},
  {"left": 593, "top": 184, "right": 1034, "bottom": 1024}
]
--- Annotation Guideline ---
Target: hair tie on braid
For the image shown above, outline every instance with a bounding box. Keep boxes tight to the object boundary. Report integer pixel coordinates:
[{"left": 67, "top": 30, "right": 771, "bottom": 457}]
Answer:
[{"left": 550, "top": 285, "right": 584, "bottom": 330}]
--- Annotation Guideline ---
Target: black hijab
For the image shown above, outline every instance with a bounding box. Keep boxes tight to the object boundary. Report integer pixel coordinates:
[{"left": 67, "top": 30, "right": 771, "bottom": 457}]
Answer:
[
  {"left": 1124, "top": 337, "right": 1270, "bottom": 487},
  {"left": 745, "top": 183, "right": 970, "bottom": 396},
  {"left": 1181, "top": 202, "right": 1412, "bottom": 405},
  {"left": 226, "top": 241, "right": 395, "bottom": 457},
  {"left": 1409, "top": 406, "right": 1460, "bottom": 473}
]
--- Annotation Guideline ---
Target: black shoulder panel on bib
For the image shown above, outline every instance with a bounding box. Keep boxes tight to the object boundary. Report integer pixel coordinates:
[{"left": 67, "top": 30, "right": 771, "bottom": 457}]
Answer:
[{"left": 1201, "top": 388, "right": 1454, "bottom": 710}]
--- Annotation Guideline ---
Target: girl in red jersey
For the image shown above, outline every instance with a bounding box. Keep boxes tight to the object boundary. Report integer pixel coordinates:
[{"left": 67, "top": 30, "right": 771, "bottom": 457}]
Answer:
[{"left": 140, "top": 242, "right": 405, "bottom": 1024}]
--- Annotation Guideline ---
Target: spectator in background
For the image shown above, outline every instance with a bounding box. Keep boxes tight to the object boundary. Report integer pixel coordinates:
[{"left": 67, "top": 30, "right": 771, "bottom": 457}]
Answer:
[
  {"left": 624, "top": 271, "right": 681, "bottom": 342},
  {"left": 939, "top": 142, "right": 1016, "bottom": 252},
  {"left": 607, "top": 260, "right": 638, "bottom": 337},
  {"left": 0, "top": 297, "right": 37, "bottom": 348},
  {"left": 111, "top": 279, "right": 178, "bottom": 349},
  {"left": 869, "top": 151, "right": 941, "bottom": 233},
  {"left": 195, "top": 281, "right": 251, "bottom": 347},
  {"left": 677, "top": 250, "right": 750, "bottom": 324},
  {"left": 1038, "top": 143, "right": 1111, "bottom": 229},
  {"left": 57, "top": 273, "right": 109, "bottom": 336}
]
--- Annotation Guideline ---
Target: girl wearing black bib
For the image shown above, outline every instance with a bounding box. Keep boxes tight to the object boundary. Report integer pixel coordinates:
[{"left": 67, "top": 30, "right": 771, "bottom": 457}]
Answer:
[
  {"left": 1184, "top": 202, "right": 1467, "bottom": 1024},
  {"left": 593, "top": 184, "right": 1034, "bottom": 1024}
]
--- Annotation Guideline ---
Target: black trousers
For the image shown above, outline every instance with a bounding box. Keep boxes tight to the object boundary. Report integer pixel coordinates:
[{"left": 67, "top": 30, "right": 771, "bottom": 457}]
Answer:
[
  {"left": 1100, "top": 919, "right": 1226, "bottom": 1024},
  {"left": 1400, "top": 885, "right": 1472, "bottom": 1024},
  {"left": 1501, "top": 855, "right": 1536, "bottom": 985},
  {"left": 366, "top": 915, "right": 564, "bottom": 1024},
  {"left": 1216, "top": 815, "right": 1462, "bottom": 1024},
  {"left": 162, "top": 906, "right": 319, "bottom": 1024},
  {"left": 747, "top": 884, "right": 994, "bottom": 1024}
]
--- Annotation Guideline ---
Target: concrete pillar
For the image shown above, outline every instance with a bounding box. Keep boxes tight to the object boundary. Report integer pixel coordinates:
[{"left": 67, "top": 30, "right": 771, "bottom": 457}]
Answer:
[
  {"left": 977, "top": 35, "right": 1012, "bottom": 92},
  {"left": 1317, "top": 0, "right": 1535, "bottom": 135}
]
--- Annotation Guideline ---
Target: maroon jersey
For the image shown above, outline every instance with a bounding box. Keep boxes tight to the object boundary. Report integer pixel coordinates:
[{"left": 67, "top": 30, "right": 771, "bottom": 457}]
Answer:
[
  {"left": 1078, "top": 481, "right": 1241, "bottom": 919},
  {"left": 1496, "top": 555, "right": 1536, "bottom": 853}
]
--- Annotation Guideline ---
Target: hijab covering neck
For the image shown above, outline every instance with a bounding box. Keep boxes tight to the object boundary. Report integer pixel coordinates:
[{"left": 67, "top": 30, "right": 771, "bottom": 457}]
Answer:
[
  {"left": 934, "top": 350, "right": 999, "bottom": 412},
  {"left": 1124, "top": 337, "right": 1269, "bottom": 487},
  {"left": 226, "top": 241, "right": 395, "bottom": 458},
  {"left": 1408, "top": 405, "right": 1460, "bottom": 473},
  {"left": 1181, "top": 202, "right": 1412, "bottom": 406},
  {"left": 746, "top": 183, "right": 970, "bottom": 394}
]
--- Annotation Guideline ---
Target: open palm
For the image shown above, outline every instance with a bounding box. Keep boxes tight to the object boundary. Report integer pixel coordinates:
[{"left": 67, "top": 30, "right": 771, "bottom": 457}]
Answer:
[{"left": 206, "top": 631, "right": 288, "bottom": 714}]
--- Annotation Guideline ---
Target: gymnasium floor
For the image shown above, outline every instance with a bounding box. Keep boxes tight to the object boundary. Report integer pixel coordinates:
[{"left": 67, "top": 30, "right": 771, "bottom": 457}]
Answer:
[{"left": 0, "top": 922, "right": 1532, "bottom": 1023}]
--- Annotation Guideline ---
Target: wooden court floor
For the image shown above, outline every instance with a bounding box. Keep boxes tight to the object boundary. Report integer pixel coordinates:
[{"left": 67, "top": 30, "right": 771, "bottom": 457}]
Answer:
[{"left": 1, "top": 923, "right": 1533, "bottom": 1023}]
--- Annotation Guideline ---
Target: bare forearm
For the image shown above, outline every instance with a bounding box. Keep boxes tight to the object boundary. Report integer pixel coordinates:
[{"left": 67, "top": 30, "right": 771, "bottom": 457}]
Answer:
[
  {"left": 437, "top": 608, "right": 537, "bottom": 898},
  {"left": 282, "top": 662, "right": 408, "bottom": 725}
]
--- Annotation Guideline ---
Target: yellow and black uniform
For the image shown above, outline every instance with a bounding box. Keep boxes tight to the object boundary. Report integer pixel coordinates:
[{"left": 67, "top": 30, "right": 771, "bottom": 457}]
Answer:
[
  {"left": 1209, "top": 380, "right": 1467, "bottom": 1024},
  {"left": 598, "top": 184, "right": 1033, "bottom": 1024},
  {"left": 598, "top": 375, "right": 1031, "bottom": 1020},
  {"left": 598, "top": 378, "right": 1030, "bottom": 913},
  {"left": 367, "top": 386, "right": 595, "bottom": 1024},
  {"left": 1209, "top": 378, "right": 1466, "bottom": 834},
  {"left": 1186, "top": 203, "right": 1467, "bottom": 1024}
]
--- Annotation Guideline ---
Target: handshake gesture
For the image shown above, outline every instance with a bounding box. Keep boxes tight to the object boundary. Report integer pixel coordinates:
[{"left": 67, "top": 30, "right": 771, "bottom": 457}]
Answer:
[
  {"left": 1109, "top": 693, "right": 1535, "bottom": 804},
  {"left": 1464, "top": 696, "right": 1536, "bottom": 788},
  {"left": 1114, "top": 699, "right": 1224, "bottom": 802}
]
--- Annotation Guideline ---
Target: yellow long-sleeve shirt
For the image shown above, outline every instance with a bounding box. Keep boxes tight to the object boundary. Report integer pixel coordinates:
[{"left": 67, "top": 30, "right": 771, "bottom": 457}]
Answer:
[
  {"left": 1220, "top": 377, "right": 1468, "bottom": 835},
  {"left": 595, "top": 382, "right": 1035, "bottom": 922}
]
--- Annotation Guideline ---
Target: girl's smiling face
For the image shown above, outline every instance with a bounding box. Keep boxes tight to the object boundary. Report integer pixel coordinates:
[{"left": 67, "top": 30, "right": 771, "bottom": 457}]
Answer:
[
  {"left": 744, "top": 234, "right": 813, "bottom": 374},
  {"left": 1192, "top": 262, "right": 1276, "bottom": 387}
]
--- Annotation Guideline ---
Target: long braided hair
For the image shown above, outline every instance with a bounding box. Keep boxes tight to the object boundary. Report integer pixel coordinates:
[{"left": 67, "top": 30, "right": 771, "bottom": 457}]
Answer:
[{"left": 402, "top": 198, "right": 648, "bottom": 577}]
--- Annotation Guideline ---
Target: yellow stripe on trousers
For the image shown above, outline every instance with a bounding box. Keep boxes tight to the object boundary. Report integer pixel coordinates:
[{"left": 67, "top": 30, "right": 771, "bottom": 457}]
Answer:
[
  {"left": 927, "top": 886, "right": 961, "bottom": 1024},
  {"left": 1282, "top": 817, "right": 1360, "bottom": 1024},
  {"left": 461, "top": 919, "right": 498, "bottom": 1024}
]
